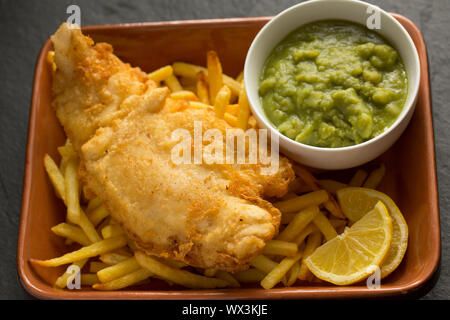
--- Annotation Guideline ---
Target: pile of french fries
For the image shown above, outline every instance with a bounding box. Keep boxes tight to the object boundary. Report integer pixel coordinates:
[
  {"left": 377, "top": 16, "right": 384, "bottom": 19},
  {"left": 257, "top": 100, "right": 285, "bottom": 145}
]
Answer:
[{"left": 34, "top": 50, "right": 386, "bottom": 290}]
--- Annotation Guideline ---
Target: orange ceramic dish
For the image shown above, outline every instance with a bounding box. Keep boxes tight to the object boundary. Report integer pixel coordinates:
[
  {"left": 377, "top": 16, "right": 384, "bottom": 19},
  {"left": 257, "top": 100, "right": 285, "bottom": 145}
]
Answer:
[{"left": 18, "top": 15, "right": 439, "bottom": 299}]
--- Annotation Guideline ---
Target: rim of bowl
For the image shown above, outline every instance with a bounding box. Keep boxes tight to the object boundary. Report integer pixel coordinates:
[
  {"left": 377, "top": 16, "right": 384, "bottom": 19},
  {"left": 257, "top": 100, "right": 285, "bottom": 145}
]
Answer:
[{"left": 244, "top": 0, "right": 421, "bottom": 153}]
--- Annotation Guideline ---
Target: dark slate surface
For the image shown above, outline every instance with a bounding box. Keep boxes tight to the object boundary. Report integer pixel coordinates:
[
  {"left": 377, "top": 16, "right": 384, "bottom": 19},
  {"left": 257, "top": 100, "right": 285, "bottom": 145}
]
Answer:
[{"left": 0, "top": 0, "right": 448, "bottom": 300}]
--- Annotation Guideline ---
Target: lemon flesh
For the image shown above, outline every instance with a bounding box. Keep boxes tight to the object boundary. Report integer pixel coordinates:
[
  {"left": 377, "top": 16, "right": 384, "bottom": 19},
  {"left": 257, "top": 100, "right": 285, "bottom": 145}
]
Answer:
[
  {"left": 305, "top": 201, "right": 392, "bottom": 285},
  {"left": 337, "top": 187, "right": 408, "bottom": 278}
]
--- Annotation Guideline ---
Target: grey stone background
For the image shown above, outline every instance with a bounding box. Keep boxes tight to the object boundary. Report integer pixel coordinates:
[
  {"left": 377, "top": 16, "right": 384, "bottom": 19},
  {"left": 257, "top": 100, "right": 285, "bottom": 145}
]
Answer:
[{"left": 0, "top": 0, "right": 448, "bottom": 299}]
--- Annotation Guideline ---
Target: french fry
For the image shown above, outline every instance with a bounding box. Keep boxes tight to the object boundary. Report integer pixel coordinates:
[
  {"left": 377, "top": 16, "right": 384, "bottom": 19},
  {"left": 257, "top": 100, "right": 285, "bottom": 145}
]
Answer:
[
  {"left": 93, "top": 268, "right": 153, "bottom": 291},
  {"left": 87, "top": 205, "right": 110, "bottom": 227},
  {"left": 164, "top": 74, "right": 183, "bottom": 92},
  {"left": 59, "top": 157, "right": 68, "bottom": 175},
  {"left": 277, "top": 205, "right": 319, "bottom": 242},
  {"left": 135, "top": 251, "right": 229, "bottom": 288},
  {"left": 215, "top": 270, "right": 240, "bottom": 288},
  {"left": 96, "top": 216, "right": 111, "bottom": 235},
  {"left": 236, "top": 82, "right": 250, "bottom": 130},
  {"left": 203, "top": 268, "right": 217, "bottom": 277},
  {"left": 288, "top": 178, "right": 314, "bottom": 194},
  {"left": 156, "top": 258, "right": 187, "bottom": 269},
  {"left": 363, "top": 164, "right": 386, "bottom": 189},
  {"left": 173, "top": 62, "right": 206, "bottom": 79},
  {"left": 57, "top": 144, "right": 77, "bottom": 159},
  {"left": 235, "top": 70, "right": 244, "bottom": 83},
  {"left": 112, "top": 247, "right": 133, "bottom": 257},
  {"left": 51, "top": 223, "right": 91, "bottom": 246},
  {"left": 249, "top": 255, "right": 278, "bottom": 274},
  {"left": 188, "top": 101, "right": 213, "bottom": 111},
  {"left": 58, "top": 139, "right": 72, "bottom": 172},
  {"left": 170, "top": 90, "right": 199, "bottom": 101},
  {"left": 172, "top": 62, "right": 241, "bottom": 95},
  {"left": 44, "top": 154, "right": 66, "bottom": 201},
  {"left": 224, "top": 113, "right": 238, "bottom": 127},
  {"left": 292, "top": 164, "right": 320, "bottom": 191},
  {"left": 101, "top": 224, "right": 125, "bottom": 239},
  {"left": 100, "top": 252, "right": 131, "bottom": 265},
  {"left": 207, "top": 50, "right": 223, "bottom": 104},
  {"left": 213, "top": 85, "right": 231, "bottom": 117},
  {"left": 286, "top": 261, "right": 301, "bottom": 286},
  {"left": 262, "top": 240, "right": 298, "bottom": 257},
  {"left": 312, "top": 211, "right": 338, "bottom": 241},
  {"left": 196, "top": 71, "right": 210, "bottom": 104},
  {"left": 280, "top": 192, "right": 298, "bottom": 201},
  {"left": 54, "top": 259, "right": 88, "bottom": 288},
  {"left": 323, "top": 197, "right": 345, "bottom": 219},
  {"left": 179, "top": 75, "right": 197, "bottom": 87},
  {"left": 293, "top": 166, "right": 345, "bottom": 218},
  {"left": 78, "top": 209, "right": 102, "bottom": 243},
  {"left": 298, "top": 232, "right": 322, "bottom": 281},
  {"left": 148, "top": 65, "right": 173, "bottom": 83},
  {"left": 282, "top": 200, "right": 345, "bottom": 227},
  {"left": 233, "top": 268, "right": 266, "bottom": 283},
  {"left": 57, "top": 153, "right": 101, "bottom": 242},
  {"left": 248, "top": 115, "right": 258, "bottom": 129},
  {"left": 97, "top": 257, "right": 141, "bottom": 283},
  {"left": 274, "top": 190, "right": 328, "bottom": 213},
  {"left": 281, "top": 212, "right": 296, "bottom": 224},
  {"left": 317, "top": 179, "right": 348, "bottom": 194},
  {"left": 89, "top": 261, "right": 109, "bottom": 273},
  {"left": 226, "top": 104, "right": 239, "bottom": 116},
  {"left": 81, "top": 273, "right": 99, "bottom": 286},
  {"left": 260, "top": 251, "right": 303, "bottom": 289},
  {"left": 349, "top": 169, "right": 368, "bottom": 187},
  {"left": 31, "top": 235, "right": 127, "bottom": 267},
  {"left": 64, "top": 158, "right": 81, "bottom": 224},
  {"left": 86, "top": 197, "right": 102, "bottom": 213},
  {"left": 292, "top": 223, "right": 316, "bottom": 246}
]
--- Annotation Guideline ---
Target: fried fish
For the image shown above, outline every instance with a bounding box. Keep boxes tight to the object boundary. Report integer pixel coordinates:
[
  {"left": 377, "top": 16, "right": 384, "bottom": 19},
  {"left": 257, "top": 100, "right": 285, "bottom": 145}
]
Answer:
[{"left": 51, "top": 23, "right": 294, "bottom": 272}]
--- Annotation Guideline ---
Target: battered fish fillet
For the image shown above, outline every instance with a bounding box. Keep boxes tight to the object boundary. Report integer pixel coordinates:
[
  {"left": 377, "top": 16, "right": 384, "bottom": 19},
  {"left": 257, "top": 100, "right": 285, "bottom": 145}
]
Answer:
[{"left": 51, "top": 23, "right": 295, "bottom": 272}]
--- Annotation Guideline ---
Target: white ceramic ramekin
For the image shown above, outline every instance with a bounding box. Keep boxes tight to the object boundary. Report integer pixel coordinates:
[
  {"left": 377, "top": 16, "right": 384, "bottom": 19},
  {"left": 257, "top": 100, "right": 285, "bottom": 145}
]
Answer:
[{"left": 244, "top": 0, "right": 420, "bottom": 169}]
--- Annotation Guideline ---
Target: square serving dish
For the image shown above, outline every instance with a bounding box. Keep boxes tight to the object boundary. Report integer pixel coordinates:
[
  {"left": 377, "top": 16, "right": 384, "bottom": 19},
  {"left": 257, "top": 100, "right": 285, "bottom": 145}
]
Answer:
[{"left": 18, "top": 15, "right": 440, "bottom": 299}]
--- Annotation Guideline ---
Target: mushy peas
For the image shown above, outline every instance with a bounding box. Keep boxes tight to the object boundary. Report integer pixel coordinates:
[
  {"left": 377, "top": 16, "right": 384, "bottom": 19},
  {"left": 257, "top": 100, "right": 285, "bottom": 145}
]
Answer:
[{"left": 259, "top": 20, "right": 408, "bottom": 148}]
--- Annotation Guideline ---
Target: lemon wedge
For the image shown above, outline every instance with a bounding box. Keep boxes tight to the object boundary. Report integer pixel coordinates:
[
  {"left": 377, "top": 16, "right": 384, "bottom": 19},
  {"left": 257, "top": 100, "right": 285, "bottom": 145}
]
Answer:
[
  {"left": 304, "top": 201, "right": 392, "bottom": 285},
  {"left": 336, "top": 187, "right": 408, "bottom": 278}
]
